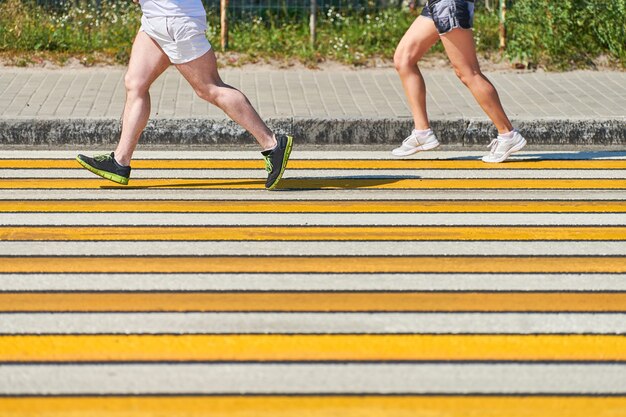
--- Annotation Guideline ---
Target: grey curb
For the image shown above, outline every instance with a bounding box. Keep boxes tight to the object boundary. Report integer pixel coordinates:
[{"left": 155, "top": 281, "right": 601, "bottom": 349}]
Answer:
[{"left": 0, "top": 117, "right": 624, "bottom": 147}]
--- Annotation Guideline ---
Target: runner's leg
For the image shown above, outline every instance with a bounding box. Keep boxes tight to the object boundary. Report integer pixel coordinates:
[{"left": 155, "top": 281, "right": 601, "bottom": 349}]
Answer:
[
  {"left": 440, "top": 28, "right": 513, "bottom": 134},
  {"left": 114, "top": 31, "right": 171, "bottom": 166},
  {"left": 175, "top": 49, "right": 276, "bottom": 151},
  {"left": 394, "top": 16, "right": 440, "bottom": 131}
]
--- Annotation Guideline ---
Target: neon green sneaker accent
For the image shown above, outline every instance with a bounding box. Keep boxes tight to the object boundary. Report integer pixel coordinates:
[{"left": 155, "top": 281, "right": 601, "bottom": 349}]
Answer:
[
  {"left": 75, "top": 156, "right": 130, "bottom": 185},
  {"left": 267, "top": 135, "right": 293, "bottom": 190}
]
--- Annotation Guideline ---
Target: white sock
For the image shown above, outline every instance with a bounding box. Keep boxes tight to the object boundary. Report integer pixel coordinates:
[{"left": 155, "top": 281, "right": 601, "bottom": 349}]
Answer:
[
  {"left": 498, "top": 129, "right": 516, "bottom": 140},
  {"left": 412, "top": 128, "right": 433, "bottom": 139}
]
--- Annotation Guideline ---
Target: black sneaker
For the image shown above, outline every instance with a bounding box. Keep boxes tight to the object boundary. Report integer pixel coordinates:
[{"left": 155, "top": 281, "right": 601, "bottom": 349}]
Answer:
[
  {"left": 76, "top": 152, "right": 131, "bottom": 185},
  {"left": 262, "top": 134, "right": 293, "bottom": 190}
]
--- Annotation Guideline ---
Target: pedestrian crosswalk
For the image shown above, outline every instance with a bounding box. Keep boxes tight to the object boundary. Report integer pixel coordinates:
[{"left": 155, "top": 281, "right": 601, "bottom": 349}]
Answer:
[{"left": 1, "top": 150, "right": 625, "bottom": 416}]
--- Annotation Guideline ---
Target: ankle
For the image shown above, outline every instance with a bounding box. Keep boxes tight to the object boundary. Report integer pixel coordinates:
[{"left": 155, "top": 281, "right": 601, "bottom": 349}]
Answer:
[
  {"left": 498, "top": 129, "right": 516, "bottom": 140},
  {"left": 412, "top": 128, "right": 433, "bottom": 138},
  {"left": 262, "top": 134, "right": 278, "bottom": 152},
  {"left": 113, "top": 153, "right": 131, "bottom": 167}
]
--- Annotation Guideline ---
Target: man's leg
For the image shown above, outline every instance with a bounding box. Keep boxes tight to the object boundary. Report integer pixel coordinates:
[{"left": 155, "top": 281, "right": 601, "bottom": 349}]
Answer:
[
  {"left": 115, "top": 31, "right": 171, "bottom": 166},
  {"left": 440, "top": 28, "right": 512, "bottom": 134},
  {"left": 394, "top": 16, "right": 440, "bottom": 131},
  {"left": 176, "top": 49, "right": 291, "bottom": 189},
  {"left": 76, "top": 31, "right": 171, "bottom": 184},
  {"left": 175, "top": 49, "right": 276, "bottom": 151}
]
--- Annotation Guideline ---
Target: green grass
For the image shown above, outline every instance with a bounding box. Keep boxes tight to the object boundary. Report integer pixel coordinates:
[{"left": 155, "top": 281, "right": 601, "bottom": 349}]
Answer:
[{"left": 0, "top": 0, "right": 623, "bottom": 69}]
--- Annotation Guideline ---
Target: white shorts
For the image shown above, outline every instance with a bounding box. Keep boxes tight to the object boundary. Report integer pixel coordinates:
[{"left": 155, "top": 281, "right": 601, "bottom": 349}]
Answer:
[{"left": 140, "top": 15, "right": 212, "bottom": 64}]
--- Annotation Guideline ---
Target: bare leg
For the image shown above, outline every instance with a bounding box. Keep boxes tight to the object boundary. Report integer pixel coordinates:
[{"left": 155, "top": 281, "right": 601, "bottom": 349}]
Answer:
[
  {"left": 114, "top": 32, "right": 171, "bottom": 166},
  {"left": 394, "top": 16, "right": 440, "bottom": 130},
  {"left": 175, "top": 50, "right": 276, "bottom": 150},
  {"left": 440, "top": 28, "right": 513, "bottom": 134}
]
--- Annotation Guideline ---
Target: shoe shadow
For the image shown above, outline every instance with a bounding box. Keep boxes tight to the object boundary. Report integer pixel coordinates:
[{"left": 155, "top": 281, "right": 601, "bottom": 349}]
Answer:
[
  {"left": 279, "top": 175, "right": 414, "bottom": 191},
  {"left": 449, "top": 150, "right": 626, "bottom": 161},
  {"left": 101, "top": 176, "right": 410, "bottom": 190}
]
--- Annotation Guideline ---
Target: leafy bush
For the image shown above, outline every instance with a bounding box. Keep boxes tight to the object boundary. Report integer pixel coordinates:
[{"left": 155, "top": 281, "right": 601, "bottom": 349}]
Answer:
[{"left": 506, "top": 0, "right": 626, "bottom": 69}]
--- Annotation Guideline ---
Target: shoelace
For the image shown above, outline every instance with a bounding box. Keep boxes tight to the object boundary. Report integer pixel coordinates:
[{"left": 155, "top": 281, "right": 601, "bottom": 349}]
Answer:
[
  {"left": 487, "top": 138, "right": 500, "bottom": 155},
  {"left": 94, "top": 154, "right": 112, "bottom": 162},
  {"left": 402, "top": 132, "right": 419, "bottom": 147},
  {"left": 263, "top": 155, "right": 273, "bottom": 173}
]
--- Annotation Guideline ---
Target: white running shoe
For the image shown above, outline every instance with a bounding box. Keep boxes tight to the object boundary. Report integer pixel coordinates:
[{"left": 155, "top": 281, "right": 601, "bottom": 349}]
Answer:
[
  {"left": 392, "top": 129, "right": 440, "bottom": 157},
  {"left": 482, "top": 130, "right": 527, "bottom": 163}
]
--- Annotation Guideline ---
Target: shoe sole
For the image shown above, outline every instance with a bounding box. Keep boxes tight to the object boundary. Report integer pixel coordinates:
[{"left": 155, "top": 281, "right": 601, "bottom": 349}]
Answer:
[
  {"left": 392, "top": 140, "right": 440, "bottom": 157},
  {"left": 482, "top": 139, "right": 527, "bottom": 163},
  {"left": 267, "top": 135, "right": 293, "bottom": 190},
  {"left": 76, "top": 156, "right": 129, "bottom": 185}
]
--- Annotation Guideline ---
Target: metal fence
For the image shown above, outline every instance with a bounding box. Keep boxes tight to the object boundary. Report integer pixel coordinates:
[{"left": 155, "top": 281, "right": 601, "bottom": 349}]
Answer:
[{"left": 21, "top": 0, "right": 415, "bottom": 11}]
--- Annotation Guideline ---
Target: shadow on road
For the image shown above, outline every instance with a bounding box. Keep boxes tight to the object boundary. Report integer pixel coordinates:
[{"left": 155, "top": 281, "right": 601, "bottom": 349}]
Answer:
[
  {"left": 101, "top": 176, "right": 410, "bottom": 190},
  {"left": 449, "top": 150, "right": 626, "bottom": 161}
]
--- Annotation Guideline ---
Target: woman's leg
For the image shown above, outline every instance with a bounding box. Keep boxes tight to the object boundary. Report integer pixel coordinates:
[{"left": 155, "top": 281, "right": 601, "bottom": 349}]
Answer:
[
  {"left": 394, "top": 16, "right": 440, "bottom": 130},
  {"left": 440, "top": 28, "right": 513, "bottom": 134}
]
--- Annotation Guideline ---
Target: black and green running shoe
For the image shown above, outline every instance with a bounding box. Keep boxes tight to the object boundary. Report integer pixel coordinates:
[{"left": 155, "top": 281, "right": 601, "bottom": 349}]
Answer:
[
  {"left": 76, "top": 152, "right": 131, "bottom": 185},
  {"left": 262, "top": 134, "right": 293, "bottom": 190}
]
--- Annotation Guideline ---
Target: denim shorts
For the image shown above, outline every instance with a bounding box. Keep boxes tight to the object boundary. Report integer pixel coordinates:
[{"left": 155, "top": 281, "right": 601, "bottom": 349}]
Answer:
[{"left": 421, "top": 0, "right": 475, "bottom": 35}]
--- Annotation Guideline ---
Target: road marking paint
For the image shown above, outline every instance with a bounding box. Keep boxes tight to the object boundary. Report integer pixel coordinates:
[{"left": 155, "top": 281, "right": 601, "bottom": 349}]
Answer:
[
  {"left": 0, "top": 178, "right": 625, "bottom": 189},
  {"left": 3, "top": 200, "right": 626, "bottom": 213},
  {"left": 1, "top": 292, "right": 625, "bottom": 312},
  {"left": 1, "top": 334, "right": 626, "bottom": 362},
  {"left": 2, "top": 226, "right": 624, "bottom": 241},
  {"left": 1, "top": 396, "right": 625, "bottom": 417},
  {"left": 2, "top": 159, "right": 626, "bottom": 169},
  {"left": 1, "top": 256, "right": 625, "bottom": 274},
  {"left": 4, "top": 312, "right": 626, "bottom": 334}
]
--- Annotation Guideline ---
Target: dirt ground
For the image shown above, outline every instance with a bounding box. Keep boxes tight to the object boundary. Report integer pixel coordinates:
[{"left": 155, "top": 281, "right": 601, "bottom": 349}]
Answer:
[{"left": 0, "top": 50, "right": 525, "bottom": 73}]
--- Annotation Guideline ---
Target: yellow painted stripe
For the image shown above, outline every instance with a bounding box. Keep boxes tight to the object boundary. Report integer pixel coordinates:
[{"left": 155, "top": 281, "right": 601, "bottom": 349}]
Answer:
[
  {"left": 4, "top": 200, "right": 626, "bottom": 213},
  {"left": 2, "top": 158, "right": 626, "bottom": 169},
  {"left": 1, "top": 396, "right": 624, "bottom": 417},
  {"left": 1, "top": 178, "right": 625, "bottom": 189},
  {"left": 2, "top": 335, "right": 625, "bottom": 362},
  {"left": 1, "top": 292, "right": 625, "bottom": 312},
  {"left": 2, "top": 226, "right": 625, "bottom": 241},
  {"left": 1, "top": 256, "right": 625, "bottom": 274},
  {"left": 1, "top": 256, "right": 624, "bottom": 274}
]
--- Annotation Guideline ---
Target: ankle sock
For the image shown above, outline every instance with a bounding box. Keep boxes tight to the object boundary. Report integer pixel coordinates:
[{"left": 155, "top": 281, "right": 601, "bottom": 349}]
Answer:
[
  {"left": 498, "top": 129, "right": 517, "bottom": 140},
  {"left": 412, "top": 128, "right": 433, "bottom": 139}
]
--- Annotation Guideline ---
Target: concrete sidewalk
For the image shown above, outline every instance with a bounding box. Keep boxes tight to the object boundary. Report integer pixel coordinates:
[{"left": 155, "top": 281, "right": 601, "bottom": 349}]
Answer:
[{"left": 0, "top": 67, "right": 624, "bottom": 147}]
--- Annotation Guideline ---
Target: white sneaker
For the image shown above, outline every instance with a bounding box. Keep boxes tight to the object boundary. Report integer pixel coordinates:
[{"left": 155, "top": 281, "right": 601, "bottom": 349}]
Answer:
[
  {"left": 392, "top": 129, "right": 440, "bottom": 157},
  {"left": 482, "top": 130, "right": 527, "bottom": 163}
]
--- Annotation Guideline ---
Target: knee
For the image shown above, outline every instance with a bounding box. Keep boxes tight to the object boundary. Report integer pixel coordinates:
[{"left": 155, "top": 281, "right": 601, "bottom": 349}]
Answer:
[
  {"left": 194, "top": 84, "right": 220, "bottom": 105},
  {"left": 454, "top": 67, "right": 481, "bottom": 87},
  {"left": 124, "top": 73, "right": 151, "bottom": 96},
  {"left": 393, "top": 46, "right": 419, "bottom": 74}
]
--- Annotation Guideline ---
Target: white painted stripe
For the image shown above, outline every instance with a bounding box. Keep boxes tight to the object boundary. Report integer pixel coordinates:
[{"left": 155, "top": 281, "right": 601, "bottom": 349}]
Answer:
[
  {"left": 1, "top": 364, "right": 624, "bottom": 394},
  {"left": 3, "top": 150, "right": 626, "bottom": 160},
  {"left": 0, "top": 241, "right": 624, "bottom": 256},
  {"left": 3, "top": 313, "right": 626, "bottom": 334},
  {"left": 1, "top": 213, "right": 623, "bottom": 226},
  {"left": 2, "top": 274, "right": 625, "bottom": 291},
  {"left": 3, "top": 169, "right": 625, "bottom": 179},
  {"left": 2, "top": 190, "right": 625, "bottom": 200}
]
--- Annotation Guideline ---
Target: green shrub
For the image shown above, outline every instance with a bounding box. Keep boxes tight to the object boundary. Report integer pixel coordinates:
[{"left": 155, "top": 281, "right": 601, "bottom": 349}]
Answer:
[
  {"left": 506, "top": 0, "right": 626, "bottom": 68},
  {"left": 0, "top": 0, "right": 623, "bottom": 69}
]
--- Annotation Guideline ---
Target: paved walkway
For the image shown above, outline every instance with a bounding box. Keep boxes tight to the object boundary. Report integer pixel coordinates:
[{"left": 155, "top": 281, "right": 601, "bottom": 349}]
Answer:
[
  {"left": 1, "top": 67, "right": 625, "bottom": 120},
  {"left": 1, "top": 150, "right": 625, "bottom": 415}
]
